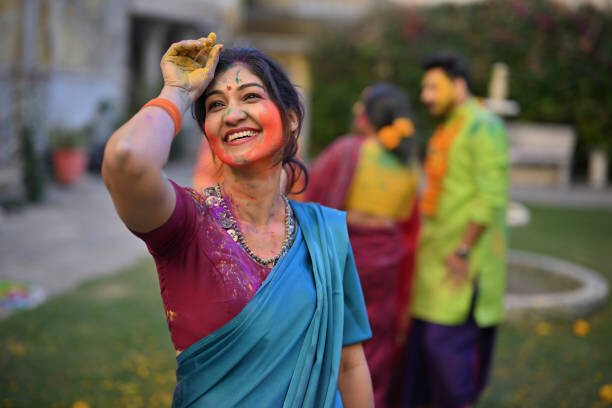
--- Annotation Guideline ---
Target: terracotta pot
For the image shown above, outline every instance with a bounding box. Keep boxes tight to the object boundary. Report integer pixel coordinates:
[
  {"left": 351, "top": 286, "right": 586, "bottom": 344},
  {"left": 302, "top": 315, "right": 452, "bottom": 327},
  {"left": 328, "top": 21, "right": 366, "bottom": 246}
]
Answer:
[{"left": 52, "top": 148, "right": 88, "bottom": 185}]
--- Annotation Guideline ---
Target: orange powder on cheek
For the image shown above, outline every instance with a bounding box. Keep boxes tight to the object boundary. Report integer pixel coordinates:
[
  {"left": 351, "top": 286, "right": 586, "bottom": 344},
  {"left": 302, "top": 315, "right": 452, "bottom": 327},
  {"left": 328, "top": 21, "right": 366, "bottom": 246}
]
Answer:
[
  {"left": 243, "top": 100, "right": 284, "bottom": 161},
  {"left": 204, "top": 122, "right": 233, "bottom": 164}
]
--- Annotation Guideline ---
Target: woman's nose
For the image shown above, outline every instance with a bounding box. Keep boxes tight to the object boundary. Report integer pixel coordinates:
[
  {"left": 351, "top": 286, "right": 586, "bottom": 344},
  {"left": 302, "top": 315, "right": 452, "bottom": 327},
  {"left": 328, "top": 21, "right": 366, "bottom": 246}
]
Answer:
[{"left": 223, "top": 105, "right": 247, "bottom": 125}]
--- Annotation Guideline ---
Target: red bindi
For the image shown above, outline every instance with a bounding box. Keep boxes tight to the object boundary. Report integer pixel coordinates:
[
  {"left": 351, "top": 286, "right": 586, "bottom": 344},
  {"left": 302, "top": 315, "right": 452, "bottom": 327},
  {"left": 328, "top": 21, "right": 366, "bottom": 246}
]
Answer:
[{"left": 227, "top": 85, "right": 232, "bottom": 91}]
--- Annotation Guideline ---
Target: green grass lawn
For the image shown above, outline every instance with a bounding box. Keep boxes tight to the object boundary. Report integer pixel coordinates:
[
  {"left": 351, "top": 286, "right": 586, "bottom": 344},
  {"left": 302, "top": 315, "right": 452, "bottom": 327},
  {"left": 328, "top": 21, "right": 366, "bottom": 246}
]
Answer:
[
  {"left": 0, "top": 206, "right": 610, "bottom": 407},
  {"left": 0, "top": 260, "right": 177, "bottom": 408},
  {"left": 479, "top": 206, "right": 612, "bottom": 408}
]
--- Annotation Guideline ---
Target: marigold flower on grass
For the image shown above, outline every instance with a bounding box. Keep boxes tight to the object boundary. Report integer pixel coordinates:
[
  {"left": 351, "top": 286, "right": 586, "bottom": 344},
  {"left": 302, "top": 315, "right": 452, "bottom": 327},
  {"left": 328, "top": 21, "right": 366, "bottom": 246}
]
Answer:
[
  {"left": 136, "top": 365, "right": 150, "bottom": 378},
  {"left": 573, "top": 319, "right": 590, "bottom": 337},
  {"left": 535, "top": 321, "right": 552, "bottom": 336},
  {"left": 117, "top": 382, "right": 139, "bottom": 395},
  {"left": 121, "top": 394, "right": 144, "bottom": 408},
  {"left": 149, "top": 392, "right": 173, "bottom": 408},
  {"left": 600, "top": 384, "right": 612, "bottom": 404},
  {"left": 6, "top": 341, "right": 26, "bottom": 356}
]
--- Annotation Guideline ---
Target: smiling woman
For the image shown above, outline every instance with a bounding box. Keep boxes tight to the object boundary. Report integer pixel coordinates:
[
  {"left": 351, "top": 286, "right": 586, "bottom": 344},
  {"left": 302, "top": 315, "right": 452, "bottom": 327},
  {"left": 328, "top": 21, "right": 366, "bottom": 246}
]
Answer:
[
  {"left": 194, "top": 47, "right": 305, "bottom": 188},
  {"left": 201, "top": 67, "right": 286, "bottom": 167},
  {"left": 101, "top": 33, "right": 373, "bottom": 407}
]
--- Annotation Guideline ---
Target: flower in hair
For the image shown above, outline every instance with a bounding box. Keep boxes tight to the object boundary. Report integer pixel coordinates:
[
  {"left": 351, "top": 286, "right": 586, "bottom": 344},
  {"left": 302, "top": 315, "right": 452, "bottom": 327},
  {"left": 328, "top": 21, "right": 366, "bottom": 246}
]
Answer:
[
  {"left": 393, "top": 118, "right": 414, "bottom": 136},
  {"left": 377, "top": 117, "right": 415, "bottom": 149}
]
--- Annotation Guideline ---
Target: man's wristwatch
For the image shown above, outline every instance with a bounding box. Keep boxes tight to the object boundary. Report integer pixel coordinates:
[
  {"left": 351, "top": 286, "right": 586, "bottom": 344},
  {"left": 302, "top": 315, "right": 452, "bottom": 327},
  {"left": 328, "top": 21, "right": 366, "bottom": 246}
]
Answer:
[{"left": 455, "top": 244, "right": 471, "bottom": 259}]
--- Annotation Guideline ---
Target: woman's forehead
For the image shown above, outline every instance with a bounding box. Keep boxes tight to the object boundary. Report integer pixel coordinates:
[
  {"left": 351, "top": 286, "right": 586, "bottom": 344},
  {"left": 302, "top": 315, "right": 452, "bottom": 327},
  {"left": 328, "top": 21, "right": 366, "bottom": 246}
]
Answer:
[{"left": 213, "top": 63, "right": 263, "bottom": 87}]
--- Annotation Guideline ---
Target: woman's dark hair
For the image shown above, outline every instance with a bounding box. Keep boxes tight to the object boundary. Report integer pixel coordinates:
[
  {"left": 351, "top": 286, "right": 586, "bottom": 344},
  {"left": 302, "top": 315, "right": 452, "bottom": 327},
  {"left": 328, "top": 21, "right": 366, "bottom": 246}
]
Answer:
[
  {"left": 422, "top": 51, "right": 474, "bottom": 93},
  {"left": 362, "top": 83, "right": 416, "bottom": 164},
  {"left": 193, "top": 47, "right": 308, "bottom": 194}
]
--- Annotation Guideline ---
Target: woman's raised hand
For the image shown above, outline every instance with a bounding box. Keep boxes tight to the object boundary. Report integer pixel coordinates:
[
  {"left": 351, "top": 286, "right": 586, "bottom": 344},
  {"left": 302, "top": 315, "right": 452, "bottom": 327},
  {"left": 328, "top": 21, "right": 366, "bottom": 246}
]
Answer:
[{"left": 160, "top": 33, "right": 223, "bottom": 105}]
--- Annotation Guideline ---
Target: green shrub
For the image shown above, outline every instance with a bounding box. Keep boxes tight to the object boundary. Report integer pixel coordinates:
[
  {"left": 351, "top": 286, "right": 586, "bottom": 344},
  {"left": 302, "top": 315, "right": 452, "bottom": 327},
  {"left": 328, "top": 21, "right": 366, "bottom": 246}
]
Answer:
[
  {"left": 309, "top": 0, "right": 612, "bottom": 172},
  {"left": 50, "top": 127, "right": 90, "bottom": 149}
]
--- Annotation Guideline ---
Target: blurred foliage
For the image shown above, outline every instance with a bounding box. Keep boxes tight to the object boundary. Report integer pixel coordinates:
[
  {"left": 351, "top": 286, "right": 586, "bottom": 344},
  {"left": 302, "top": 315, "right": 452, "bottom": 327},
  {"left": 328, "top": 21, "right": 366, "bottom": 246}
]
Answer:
[
  {"left": 49, "top": 126, "right": 91, "bottom": 150},
  {"left": 309, "top": 0, "right": 612, "bottom": 164}
]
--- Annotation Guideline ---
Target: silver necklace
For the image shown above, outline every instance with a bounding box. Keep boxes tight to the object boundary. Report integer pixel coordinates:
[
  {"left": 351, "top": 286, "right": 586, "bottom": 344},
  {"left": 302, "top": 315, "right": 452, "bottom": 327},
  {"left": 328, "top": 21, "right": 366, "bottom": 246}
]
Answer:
[{"left": 204, "top": 184, "right": 296, "bottom": 267}]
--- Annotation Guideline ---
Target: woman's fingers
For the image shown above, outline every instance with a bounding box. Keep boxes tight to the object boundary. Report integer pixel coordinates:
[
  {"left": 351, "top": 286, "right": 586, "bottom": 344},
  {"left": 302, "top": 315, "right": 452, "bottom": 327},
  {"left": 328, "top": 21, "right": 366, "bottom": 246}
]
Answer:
[
  {"left": 194, "top": 45, "right": 210, "bottom": 65},
  {"left": 204, "top": 32, "right": 217, "bottom": 44},
  {"left": 169, "top": 35, "right": 218, "bottom": 66},
  {"left": 164, "top": 38, "right": 212, "bottom": 60},
  {"left": 194, "top": 36, "right": 218, "bottom": 65},
  {"left": 177, "top": 40, "right": 203, "bottom": 56},
  {"left": 202, "top": 43, "right": 223, "bottom": 73}
]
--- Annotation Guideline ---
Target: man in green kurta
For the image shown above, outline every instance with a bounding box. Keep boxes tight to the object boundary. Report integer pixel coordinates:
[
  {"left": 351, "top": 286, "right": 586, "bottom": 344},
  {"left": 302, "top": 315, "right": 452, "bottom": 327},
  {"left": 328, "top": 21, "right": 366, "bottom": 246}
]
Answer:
[{"left": 401, "top": 52, "right": 509, "bottom": 408}]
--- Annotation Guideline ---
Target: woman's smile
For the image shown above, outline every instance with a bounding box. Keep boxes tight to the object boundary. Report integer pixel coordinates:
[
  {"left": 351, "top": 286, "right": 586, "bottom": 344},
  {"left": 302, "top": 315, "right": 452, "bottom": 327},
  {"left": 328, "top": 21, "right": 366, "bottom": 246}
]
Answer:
[{"left": 224, "top": 127, "right": 261, "bottom": 145}]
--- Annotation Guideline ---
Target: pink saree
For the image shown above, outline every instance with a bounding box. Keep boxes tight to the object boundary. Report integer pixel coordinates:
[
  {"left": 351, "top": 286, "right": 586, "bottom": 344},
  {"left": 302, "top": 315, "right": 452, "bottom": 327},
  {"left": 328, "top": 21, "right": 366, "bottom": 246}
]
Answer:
[{"left": 306, "top": 135, "right": 419, "bottom": 408}]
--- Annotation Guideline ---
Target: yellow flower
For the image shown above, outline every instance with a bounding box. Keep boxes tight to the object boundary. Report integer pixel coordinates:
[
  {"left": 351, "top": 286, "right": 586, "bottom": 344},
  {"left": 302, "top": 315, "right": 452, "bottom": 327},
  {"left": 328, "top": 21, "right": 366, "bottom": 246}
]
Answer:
[
  {"left": 393, "top": 118, "right": 415, "bottom": 136},
  {"left": 117, "top": 382, "right": 139, "bottom": 395},
  {"left": 535, "top": 321, "right": 552, "bottom": 336},
  {"left": 136, "top": 365, "right": 150, "bottom": 378},
  {"left": 573, "top": 319, "right": 590, "bottom": 336},
  {"left": 6, "top": 341, "right": 26, "bottom": 357},
  {"left": 72, "top": 401, "right": 90, "bottom": 408},
  {"left": 148, "top": 392, "right": 173, "bottom": 408},
  {"left": 378, "top": 126, "right": 402, "bottom": 149},
  {"left": 600, "top": 384, "right": 612, "bottom": 404}
]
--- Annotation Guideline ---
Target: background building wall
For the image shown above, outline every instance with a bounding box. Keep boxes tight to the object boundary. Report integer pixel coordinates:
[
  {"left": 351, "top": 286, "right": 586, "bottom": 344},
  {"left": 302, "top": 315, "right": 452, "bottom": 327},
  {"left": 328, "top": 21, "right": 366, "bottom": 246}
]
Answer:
[{"left": 0, "top": 0, "right": 375, "bottom": 202}]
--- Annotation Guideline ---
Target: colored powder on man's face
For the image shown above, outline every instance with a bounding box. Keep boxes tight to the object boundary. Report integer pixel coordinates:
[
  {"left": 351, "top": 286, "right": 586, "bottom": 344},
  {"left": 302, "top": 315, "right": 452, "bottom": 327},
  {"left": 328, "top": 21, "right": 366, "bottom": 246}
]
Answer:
[{"left": 424, "top": 70, "right": 455, "bottom": 116}]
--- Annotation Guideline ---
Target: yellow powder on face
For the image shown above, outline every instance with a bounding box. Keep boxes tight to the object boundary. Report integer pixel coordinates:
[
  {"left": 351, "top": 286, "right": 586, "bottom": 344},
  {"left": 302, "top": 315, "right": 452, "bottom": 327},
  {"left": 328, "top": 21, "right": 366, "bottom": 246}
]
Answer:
[{"left": 422, "top": 69, "right": 456, "bottom": 117}]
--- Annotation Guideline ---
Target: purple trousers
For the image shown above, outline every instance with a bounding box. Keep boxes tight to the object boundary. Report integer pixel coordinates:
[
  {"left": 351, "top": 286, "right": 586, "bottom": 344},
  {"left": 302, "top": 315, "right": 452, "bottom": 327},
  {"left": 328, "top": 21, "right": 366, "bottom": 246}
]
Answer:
[{"left": 399, "top": 317, "right": 497, "bottom": 408}]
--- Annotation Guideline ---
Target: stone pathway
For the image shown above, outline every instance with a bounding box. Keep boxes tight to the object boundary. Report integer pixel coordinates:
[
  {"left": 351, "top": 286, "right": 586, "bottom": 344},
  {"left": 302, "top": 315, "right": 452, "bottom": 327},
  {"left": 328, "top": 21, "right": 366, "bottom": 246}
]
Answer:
[
  {"left": 511, "top": 185, "right": 612, "bottom": 209},
  {"left": 506, "top": 250, "right": 609, "bottom": 320},
  {"left": 0, "top": 162, "right": 192, "bottom": 302}
]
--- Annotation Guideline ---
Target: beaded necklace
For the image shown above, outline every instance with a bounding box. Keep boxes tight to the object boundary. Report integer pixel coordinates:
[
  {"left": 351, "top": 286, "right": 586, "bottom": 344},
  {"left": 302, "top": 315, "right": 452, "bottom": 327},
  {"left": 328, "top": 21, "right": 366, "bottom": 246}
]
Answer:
[{"left": 204, "top": 184, "right": 296, "bottom": 268}]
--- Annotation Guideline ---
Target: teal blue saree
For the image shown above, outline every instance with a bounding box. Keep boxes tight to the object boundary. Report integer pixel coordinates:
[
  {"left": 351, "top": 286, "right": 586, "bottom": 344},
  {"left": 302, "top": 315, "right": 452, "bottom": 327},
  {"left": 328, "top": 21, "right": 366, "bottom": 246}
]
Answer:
[{"left": 172, "top": 202, "right": 371, "bottom": 407}]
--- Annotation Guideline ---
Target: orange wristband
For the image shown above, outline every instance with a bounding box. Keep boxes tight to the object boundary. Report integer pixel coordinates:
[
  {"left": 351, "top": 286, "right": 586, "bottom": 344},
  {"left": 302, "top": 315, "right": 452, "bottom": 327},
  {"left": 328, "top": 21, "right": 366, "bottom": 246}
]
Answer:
[{"left": 143, "top": 98, "right": 182, "bottom": 136}]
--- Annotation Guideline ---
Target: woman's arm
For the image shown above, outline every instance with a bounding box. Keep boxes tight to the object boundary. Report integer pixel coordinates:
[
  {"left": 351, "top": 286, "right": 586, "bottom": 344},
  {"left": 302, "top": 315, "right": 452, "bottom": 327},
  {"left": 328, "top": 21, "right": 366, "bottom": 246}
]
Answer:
[
  {"left": 338, "top": 343, "right": 374, "bottom": 408},
  {"left": 102, "top": 35, "right": 221, "bottom": 232}
]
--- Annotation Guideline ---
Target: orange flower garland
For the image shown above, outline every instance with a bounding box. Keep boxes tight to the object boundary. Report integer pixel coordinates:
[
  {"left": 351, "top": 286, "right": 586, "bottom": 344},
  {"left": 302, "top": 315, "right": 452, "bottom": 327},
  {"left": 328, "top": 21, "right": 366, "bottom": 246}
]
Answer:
[
  {"left": 421, "top": 116, "right": 464, "bottom": 216},
  {"left": 377, "top": 117, "right": 415, "bottom": 150}
]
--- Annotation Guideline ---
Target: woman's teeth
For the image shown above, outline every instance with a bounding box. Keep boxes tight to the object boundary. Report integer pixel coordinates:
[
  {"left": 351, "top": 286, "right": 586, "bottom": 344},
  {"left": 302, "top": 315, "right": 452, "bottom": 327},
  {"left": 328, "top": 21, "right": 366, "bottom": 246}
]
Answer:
[{"left": 227, "top": 130, "right": 258, "bottom": 142}]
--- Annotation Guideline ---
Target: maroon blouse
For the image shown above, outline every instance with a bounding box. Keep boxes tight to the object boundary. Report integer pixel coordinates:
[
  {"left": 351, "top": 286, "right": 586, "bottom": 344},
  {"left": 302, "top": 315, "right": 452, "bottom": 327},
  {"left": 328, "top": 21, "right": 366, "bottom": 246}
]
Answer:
[{"left": 132, "top": 181, "right": 272, "bottom": 351}]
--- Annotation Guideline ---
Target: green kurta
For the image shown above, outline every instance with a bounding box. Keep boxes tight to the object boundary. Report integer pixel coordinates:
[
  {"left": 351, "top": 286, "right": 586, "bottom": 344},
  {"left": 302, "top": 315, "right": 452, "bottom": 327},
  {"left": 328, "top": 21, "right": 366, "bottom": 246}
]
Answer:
[{"left": 412, "top": 98, "right": 509, "bottom": 327}]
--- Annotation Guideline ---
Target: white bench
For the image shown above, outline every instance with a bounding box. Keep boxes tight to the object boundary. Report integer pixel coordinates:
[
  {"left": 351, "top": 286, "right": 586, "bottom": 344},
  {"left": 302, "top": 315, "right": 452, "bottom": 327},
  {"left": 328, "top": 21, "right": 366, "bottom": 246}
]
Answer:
[{"left": 506, "top": 122, "right": 576, "bottom": 189}]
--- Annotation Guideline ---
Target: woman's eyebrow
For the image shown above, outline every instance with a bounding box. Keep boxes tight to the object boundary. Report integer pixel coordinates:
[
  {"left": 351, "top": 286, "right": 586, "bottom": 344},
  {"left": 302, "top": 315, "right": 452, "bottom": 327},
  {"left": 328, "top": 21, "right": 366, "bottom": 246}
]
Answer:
[
  {"left": 203, "top": 89, "right": 223, "bottom": 101},
  {"left": 238, "top": 83, "right": 265, "bottom": 91},
  {"left": 204, "top": 83, "right": 265, "bottom": 101}
]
